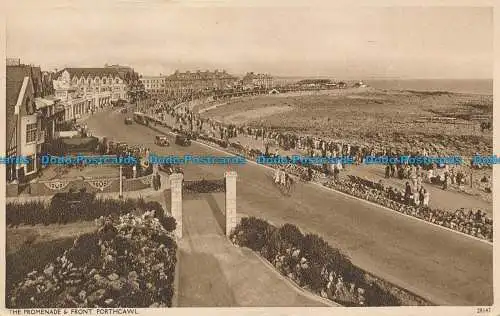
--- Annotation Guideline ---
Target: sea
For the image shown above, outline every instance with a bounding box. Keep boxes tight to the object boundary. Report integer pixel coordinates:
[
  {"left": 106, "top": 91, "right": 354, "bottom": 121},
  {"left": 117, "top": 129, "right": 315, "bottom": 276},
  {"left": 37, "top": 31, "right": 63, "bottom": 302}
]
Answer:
[
  {"left": 365, "top": 79, "right": 493, "bottom": 95},
  {"left": 274, "top": 77, "right": 493, "bottom": 95}
]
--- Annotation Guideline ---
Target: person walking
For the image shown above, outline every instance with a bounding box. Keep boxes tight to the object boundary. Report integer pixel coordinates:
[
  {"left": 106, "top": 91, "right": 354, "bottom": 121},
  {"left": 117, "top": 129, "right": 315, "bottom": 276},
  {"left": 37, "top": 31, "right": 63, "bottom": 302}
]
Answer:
[
  {"left": 153, "top": 173, "right": 158, "bottom": 190},
  {"left": 443, "top": 172, "right": 449, "bottom": 190},
  {"left": 334, "top": 164, "right": 340, "bottom": 182},
  {"left": 156, "top": 172, "right": 162, "bottom": 190},
  {"left": 404, "top": 182, "right": 412, "bottom": 205},
  {"left": 423, "top": 189, "right": 430, "bottom": 207},
  {"left": 419, "top": 187, "right": 425, "bottom": 207}
]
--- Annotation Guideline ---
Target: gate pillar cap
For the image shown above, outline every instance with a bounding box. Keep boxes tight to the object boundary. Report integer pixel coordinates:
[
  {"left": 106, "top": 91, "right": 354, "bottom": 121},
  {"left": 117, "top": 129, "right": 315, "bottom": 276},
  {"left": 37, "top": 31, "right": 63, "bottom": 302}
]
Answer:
[
  {"left": 170, "top": 173, "right": 184, "bottom": 180},
  {"left": 225, "top": 171, "right": 237, "bottom": 178}
]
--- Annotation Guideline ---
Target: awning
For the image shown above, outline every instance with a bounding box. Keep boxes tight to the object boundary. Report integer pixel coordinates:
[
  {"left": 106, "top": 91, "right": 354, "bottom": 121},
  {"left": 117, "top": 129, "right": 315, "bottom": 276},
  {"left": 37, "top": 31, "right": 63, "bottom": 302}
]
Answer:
[{"left": 35, "top": 97, "right": 55, "bottom": 109}]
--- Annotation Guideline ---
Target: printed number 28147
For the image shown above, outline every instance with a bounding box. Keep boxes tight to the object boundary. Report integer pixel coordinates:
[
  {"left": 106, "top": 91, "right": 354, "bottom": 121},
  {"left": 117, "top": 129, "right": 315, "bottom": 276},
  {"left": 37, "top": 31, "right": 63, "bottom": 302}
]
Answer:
[{"left": 476, "top": 307, "right": 491, "bottom": 314}]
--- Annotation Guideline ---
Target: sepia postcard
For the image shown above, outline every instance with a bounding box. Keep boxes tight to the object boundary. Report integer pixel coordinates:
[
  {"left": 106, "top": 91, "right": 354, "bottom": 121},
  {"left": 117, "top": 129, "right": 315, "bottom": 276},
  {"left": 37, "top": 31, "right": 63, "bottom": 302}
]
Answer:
[{"left": 1, "top": 1, "right": 498, "bottom": 316}]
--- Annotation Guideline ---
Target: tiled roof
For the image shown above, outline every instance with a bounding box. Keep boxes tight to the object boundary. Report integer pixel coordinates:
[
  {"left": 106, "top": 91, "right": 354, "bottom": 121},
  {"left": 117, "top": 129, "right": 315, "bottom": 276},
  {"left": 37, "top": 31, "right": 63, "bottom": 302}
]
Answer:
[
  {"left": 59, "top": 68, "right": 127, "bottom": 80},
  {"left": 6, "top": 66, "right": 28, "bottom": 150},
  {"left": 7, "top": 65, "right": 48, "bottom": 97},
  {"left": 167, "top": 70, "right": 237, "bottom": 81},
  {"left": 243, "top": 72, "right": 272, "bottom": 81}
]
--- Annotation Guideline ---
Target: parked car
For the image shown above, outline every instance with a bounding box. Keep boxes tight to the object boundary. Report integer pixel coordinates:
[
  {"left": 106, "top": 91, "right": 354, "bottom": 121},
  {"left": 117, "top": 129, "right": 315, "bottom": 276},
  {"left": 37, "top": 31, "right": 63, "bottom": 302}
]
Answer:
[
  {"left": 159, "top": 164, "right": 184, "bottom": 175},
  {"left": 125, "top": 118, "right": 133, "bottom": 125},
  {"left": 175, "top": 135, "right": 191, "bottom": 146},
  {"left": 154, "top": 135, "right": 169, "bottom": 147}
]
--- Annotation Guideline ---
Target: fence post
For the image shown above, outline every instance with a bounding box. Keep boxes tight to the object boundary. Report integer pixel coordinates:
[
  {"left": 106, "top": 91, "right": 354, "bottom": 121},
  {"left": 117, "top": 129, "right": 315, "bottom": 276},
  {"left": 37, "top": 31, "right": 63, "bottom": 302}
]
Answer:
[
  {"left": 170, "top": 173, "right": 183, "bottom": 239},
  {"left": 225, "top": 171, "right": 237, "bottom": 237}
]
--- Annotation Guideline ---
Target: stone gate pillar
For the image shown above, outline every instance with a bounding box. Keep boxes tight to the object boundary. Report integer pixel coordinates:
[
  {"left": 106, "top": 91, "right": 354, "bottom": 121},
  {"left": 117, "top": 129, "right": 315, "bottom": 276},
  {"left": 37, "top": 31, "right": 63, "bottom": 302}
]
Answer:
[
  {"left": 225, "top": 171, "right": 237, "bottom": 237},
  {"left": 170, "top": 173, "right": 183, "bottom": 239}
]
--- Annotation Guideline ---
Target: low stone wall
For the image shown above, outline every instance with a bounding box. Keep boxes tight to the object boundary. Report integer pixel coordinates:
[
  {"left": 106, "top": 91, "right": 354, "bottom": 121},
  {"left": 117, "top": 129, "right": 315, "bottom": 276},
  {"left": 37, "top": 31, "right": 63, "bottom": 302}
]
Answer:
[
  {"left": 124, "top": 175, "right": 153, "bottom": 191},
  {"left": 27, "top": 175, "right": 152, "bottom": 196}
]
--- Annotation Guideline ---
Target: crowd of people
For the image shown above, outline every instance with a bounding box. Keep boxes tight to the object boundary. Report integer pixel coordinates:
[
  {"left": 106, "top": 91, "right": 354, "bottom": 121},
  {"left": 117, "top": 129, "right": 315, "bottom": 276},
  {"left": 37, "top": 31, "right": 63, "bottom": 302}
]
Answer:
[
  {"left": 386, "top": 163, "right": 472, "bottom": 192},
  {"left": 323, "top": 176, "right": 492, "bottom": 242},
  {"left": 141, "top": 97, "right": 493, "bottom": 242},
  {"left": 148, "top": 98, "right": 487, "bottom": 165}
]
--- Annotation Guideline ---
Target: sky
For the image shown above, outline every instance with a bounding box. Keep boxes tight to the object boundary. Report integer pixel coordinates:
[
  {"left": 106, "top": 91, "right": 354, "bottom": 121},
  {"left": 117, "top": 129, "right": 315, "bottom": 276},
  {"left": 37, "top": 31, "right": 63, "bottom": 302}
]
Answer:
[{"left": 5, "top": 1, "right": 493, "bottom": 79}]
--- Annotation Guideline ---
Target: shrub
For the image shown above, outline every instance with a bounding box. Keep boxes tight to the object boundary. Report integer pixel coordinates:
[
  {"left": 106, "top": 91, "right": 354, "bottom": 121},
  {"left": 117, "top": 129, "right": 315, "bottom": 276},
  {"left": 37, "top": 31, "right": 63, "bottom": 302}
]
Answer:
[
  {"left": 159, "top": 217, "right": 177, "bottom": 232},
  {"left": 6, "top": 197, "right": 161, "bottom": 227},
  {"left": 299, "top": 262, "right": 325, "bottom": 292},
  {"left": 232, "top": 217, "right": 274, "bottom": 251},
  {"left": 364, "top": 282, "right": 401, "bottom": 306},
  {"left": 276, "top": 223, "right": 303, "bottom": 248},
  {"left": 6, "top": 201, "right": 47, "bottom": 227},
  {"left": 300, "top": 233, "right": 331, "bottom": 265},
  {"left": 144, "top": 201, "right": 164, "bottom": 213}
]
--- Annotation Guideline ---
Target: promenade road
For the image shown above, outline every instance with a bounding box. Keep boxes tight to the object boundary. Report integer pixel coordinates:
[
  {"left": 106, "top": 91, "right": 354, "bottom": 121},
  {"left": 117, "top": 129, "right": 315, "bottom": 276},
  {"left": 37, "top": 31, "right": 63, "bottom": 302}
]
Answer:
[{"left": 85, "top": 108, "right": 493, "bottom": 306}]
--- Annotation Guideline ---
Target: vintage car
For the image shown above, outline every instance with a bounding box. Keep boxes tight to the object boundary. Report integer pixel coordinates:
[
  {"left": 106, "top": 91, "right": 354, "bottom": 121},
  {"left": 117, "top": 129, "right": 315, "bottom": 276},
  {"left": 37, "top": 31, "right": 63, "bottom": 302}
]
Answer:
[
  {"left": 108, "top": 141, "right": 127, "bottom": 154},
  {"left": 186, "top": 132, "right": 199, "bottom": 140},
  {"left": 159, "top": 164, "right": 184, "bottom": 175},
  {"left": 175, "top": 135, "right": 191, "bottom": 146},
  {"left": 125, "top": 117, "right": 133, "bottom": 125},
  {"left": 115, "top": 142, "right": 129, "bottom": 154},
  {"left": 154, "top": 135, "right": 170, "bottom": 146}
]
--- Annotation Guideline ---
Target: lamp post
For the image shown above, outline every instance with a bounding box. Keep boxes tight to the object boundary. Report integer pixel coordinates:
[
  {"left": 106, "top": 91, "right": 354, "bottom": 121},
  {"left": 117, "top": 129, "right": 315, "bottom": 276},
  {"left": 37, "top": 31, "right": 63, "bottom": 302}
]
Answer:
[{"left": 119, "top": 164, "right": 123, "bottom": 199}]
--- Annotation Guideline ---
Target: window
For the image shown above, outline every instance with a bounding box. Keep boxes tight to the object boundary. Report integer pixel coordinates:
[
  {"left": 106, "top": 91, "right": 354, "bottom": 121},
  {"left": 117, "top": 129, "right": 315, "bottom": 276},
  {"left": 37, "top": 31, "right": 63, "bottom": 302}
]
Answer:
[
  {"left": 26, "top": 155, "right": 35, "bottom": 174},
  {"left": 26, "top": 123, "right": 37, "bottom": 143}
]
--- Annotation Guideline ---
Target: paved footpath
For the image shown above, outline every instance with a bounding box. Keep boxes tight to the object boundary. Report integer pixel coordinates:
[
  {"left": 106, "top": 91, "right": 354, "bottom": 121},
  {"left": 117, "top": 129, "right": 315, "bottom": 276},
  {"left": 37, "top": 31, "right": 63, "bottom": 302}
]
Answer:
[{"left": 177, "top": 193, "right": 331, "bottom": 307}]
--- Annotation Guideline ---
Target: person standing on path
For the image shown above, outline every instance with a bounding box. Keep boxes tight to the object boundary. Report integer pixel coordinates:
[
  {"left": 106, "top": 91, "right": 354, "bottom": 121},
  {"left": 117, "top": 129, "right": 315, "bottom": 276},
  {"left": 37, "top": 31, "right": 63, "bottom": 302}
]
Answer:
[
  {"left": 156, "top": 172, "right": 162, "bottom": 189},
  {"left": 423, "top": 189, "right": 430, "bottom": 207},
  {"left": 153, "top": 173, "right": 159, "bottom": 190}
]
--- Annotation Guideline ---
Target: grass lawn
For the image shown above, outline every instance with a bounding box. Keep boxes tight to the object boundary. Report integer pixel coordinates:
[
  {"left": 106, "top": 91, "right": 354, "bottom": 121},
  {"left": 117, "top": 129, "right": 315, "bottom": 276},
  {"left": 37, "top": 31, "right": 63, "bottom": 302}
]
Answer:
[{"left": 6, "top": 221, "right": 98, "bottom": 298}]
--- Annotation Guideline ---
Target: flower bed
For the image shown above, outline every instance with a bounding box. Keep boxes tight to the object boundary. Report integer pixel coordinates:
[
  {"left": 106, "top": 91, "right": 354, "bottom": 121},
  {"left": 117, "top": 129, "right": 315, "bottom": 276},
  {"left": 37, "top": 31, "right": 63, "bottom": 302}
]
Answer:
[
  {"left": 183, "top": 179, "right": 225, "bottom": 194},
  {"left": 8, "top": 211, "right": 177, "bottom": 308},
  {"left": 323, "top": 177, "right": 493, "bottom": 242},
  {"left": 230, "top": 217, "right": 432, "bottom": 306}
]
